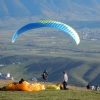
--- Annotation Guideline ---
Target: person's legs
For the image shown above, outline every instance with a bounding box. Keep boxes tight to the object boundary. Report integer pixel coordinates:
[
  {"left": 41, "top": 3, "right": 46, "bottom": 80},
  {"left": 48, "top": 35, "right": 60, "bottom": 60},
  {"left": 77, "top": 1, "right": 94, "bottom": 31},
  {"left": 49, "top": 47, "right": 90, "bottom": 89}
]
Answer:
[
  {"left": 63, "top": 81, "right": 67, "bottom": 90},
  {"left": 43, "top": 76, "right": 48, "bottom": 83},
  {"left": 45, "top": 76, "right": 48, "bottom": 82}
]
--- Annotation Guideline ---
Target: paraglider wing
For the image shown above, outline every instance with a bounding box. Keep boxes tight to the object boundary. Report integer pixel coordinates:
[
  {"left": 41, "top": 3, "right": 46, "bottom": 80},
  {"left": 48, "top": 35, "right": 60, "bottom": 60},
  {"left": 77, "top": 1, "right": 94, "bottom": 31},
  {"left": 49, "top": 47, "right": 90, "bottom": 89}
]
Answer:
[{"left": 12, "top": 20, "right": 80, "bottom": 45}]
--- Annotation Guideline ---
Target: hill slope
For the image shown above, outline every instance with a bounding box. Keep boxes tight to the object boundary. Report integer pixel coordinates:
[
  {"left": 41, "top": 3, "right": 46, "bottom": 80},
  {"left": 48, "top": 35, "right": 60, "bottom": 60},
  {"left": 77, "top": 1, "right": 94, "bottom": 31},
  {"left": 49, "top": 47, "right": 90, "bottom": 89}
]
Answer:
[
  {"left": 0, "top": 55, "right": 100, "bottom": 86},
  {"left": 0, "top": 0, "right": 100, "bottom": 20}
]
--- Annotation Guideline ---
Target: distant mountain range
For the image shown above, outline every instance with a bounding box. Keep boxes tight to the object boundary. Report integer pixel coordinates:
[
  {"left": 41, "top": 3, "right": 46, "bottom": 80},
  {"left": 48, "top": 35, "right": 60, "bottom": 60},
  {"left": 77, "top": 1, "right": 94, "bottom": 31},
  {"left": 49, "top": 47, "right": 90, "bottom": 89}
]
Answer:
[{"left": 1, "top": 0, "right": 100, "bottom": 21}]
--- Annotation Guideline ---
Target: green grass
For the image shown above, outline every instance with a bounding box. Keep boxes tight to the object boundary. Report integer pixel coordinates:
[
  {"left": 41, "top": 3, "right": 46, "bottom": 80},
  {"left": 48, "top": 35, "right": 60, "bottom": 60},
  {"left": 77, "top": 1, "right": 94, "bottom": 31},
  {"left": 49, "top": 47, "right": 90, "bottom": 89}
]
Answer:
[
  {"left": 0, "top": 80, "right": 100, "bottom": 100},
  {"left": 0, "top": 90, "right": 100, "bottom": 100}
]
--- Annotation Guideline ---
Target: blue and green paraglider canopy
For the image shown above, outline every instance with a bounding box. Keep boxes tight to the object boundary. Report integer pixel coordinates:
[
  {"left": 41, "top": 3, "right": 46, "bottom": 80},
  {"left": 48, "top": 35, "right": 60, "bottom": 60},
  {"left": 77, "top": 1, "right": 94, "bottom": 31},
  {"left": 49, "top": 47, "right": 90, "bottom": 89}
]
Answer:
[{"left": 12, "top": 20, "right": 80, "bottom": 45}]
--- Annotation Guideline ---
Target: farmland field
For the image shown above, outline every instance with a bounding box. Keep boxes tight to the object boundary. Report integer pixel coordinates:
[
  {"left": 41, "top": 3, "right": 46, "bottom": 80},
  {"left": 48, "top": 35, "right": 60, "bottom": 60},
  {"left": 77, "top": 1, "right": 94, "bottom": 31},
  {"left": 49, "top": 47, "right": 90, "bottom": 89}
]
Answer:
[{"left": 0, "top": 28, "right": 100, "bottom": 86}]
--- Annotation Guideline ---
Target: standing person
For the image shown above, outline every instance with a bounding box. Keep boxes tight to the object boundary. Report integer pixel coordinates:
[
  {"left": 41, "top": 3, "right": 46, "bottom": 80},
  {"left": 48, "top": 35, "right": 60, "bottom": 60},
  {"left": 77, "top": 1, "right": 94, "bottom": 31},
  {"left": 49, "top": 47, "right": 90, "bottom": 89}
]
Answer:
[
  {"left": 42, "top": 70, "right": 50, "bottom": 82},
  {"left": 86, "top": 83, "right": 90, "bottom": 89},
  {"left": 95, "top": 85, "right": 100, "bottom": 91},
  {"left": 90, "top": 84, "right": 95, "bottom": 90},
  {"left": 62, "top": 71, "right": 68, "bottom": 90}
]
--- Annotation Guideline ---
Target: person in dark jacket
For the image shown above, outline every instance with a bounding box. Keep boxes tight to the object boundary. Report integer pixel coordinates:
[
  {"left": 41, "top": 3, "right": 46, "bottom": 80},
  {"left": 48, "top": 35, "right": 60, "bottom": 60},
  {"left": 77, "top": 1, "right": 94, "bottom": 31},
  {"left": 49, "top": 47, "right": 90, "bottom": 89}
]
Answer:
[
  {"left": 86, "top": 83, "right": 90, "bottom": 89},
  {"left": 19, "top": 78, "right": 25, "bottom": 84},
  {"left": 42, "top": 70, "right": 50, "bottom": 82}
]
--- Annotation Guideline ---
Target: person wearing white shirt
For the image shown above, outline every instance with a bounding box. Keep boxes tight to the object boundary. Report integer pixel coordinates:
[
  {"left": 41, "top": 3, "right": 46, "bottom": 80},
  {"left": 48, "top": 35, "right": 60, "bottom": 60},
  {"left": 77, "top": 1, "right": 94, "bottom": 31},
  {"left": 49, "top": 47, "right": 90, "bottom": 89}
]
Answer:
[
  {"left": 90, "top": 84, "right": 95, "bottom": 90},
  {"left": 63, "top": 71, "right": 68, "bottom": 90}
]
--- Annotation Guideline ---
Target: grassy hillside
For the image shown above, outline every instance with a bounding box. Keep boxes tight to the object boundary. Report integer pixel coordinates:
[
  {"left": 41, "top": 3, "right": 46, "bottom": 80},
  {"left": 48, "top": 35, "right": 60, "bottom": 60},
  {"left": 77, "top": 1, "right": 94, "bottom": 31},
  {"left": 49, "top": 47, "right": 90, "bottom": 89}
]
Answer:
[
  {"left": 0, "top": 46, "right": 100, "bottom": 86},
  {"left": 0, "top": 80, "right": 100, "bottom": 100}
]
